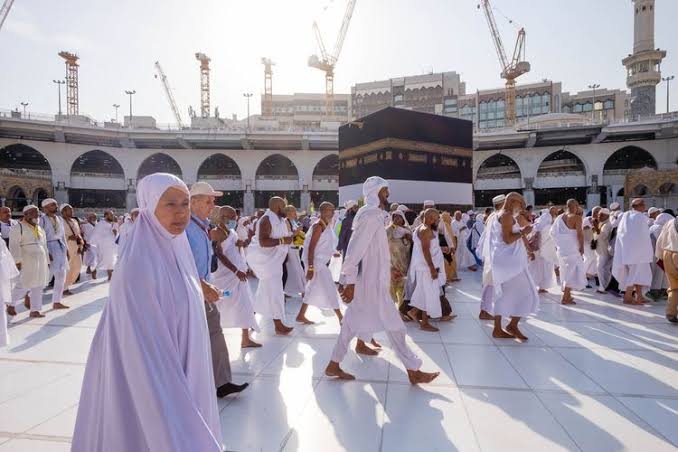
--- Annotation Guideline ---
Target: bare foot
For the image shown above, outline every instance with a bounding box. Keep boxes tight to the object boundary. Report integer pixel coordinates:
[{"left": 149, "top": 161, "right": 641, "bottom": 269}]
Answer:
[
  {"left": 407, "top": 369, "right": 440, "bottom": 385},
  {"left": 538, "top": 289, "right": 548, "bottom": 294},
  {"left": 440, "top": 314, "right": 457, "bottom": 322},
  {"left": 355, "top": 341, "right": 379, "bottom": 356},
  {"left": 561, "top": 298, "right": 576, "bottom": 305},
  {"left": 91, "top": 271, "right": 97, "bottom": 280},
  {"left": 506, "top": 324, "right": 528, "bottom": 341},
  {"left": 325, "top": 362, "right": 355, "bottom": 380},
  {"left": 24, "top": 295, "right": 30, "bottom": 309},
  {"left": 275, "top": 325, "right": 294, "bottom": 335},
  {"left": 241, "top": 339, "right": 262, "bottom": 348},
  {"left": 29, "top": 311, "right": 45, "bottom": 318},
  {"left": 622, "top": 297, "right": 635, "bottom": 305},
  {"left": 400, "top": 313, "right": 412, "bottom": 322},
  {"left": 479, "top": 310, "right": 495, "bottom": 320},
  {"left": 492, "top": 328, "right": 515, "bottom": 339},
  {"left": 6, "top": 305, "right": 17, "bottom": 316},
  {"left": 53, "top": 302, "right": 70, "bottom": 310},
  {"left": 370, "top": 339, "right": 382, "bottom": 348},
  {"left": 420, "top": 323, "right": 440, "bottom": 332},
  {"left": 631, "top": 299, "right": 646, "bottom": 305},
  {"left": 63, "top": 290, "right": 73, "bottom": 296},
  {"left": 406, "top": 308, "right": 420, "bottom": 323},
  {"left": 295, "top": 316, "right": 315, "bottom": 325},
  {"left": 468, "top": 266, "right": 478, "bottom": 272},
  {"left": 636, "top": 297, "right": 650, "bottom": 304}
]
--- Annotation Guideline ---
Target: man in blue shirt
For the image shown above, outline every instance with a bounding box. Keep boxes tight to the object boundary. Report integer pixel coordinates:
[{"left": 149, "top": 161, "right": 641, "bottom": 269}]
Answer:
[{"left": 187, "top": 182, "right": 248, "bottom": 398}]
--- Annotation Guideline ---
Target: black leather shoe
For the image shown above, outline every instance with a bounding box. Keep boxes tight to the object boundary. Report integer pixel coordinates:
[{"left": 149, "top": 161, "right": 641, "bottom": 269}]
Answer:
[{"left": 216, "top": 382, "right": 249, "bottom": 398}]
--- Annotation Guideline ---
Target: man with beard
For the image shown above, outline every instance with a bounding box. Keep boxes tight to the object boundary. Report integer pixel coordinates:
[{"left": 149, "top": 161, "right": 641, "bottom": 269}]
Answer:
[
  {"left": 325, "top": 177, "right": 439, "bottom": 384},
  {"left": 8, "top": 205, "right": 49, "bottom": 318},
  {"left": 39, "top": 198, "right": 70, "bottom": 310},
  {"left": 0, "top": 207, "right": 17, "bottom": 248}
]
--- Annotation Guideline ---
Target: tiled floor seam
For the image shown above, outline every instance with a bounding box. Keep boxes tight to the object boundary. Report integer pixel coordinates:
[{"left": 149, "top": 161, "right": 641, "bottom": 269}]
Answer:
[
  {"left": 0, "top": 372, "right": 75, "bottom": 406},
  {"left": 276, "top": 377, "right": 323, "bottom": 452},
  {"left": 0, "top": 431, "right": 71, "bottom": 443},
  {"left": 377, "top": 360, "right": 392, "bottom": 452},
  {"left": 612, "top": 394, "right": 678, "bottom": 447},
  {"left": 17, "top": 403, "right": 78, "bottom": 438}
]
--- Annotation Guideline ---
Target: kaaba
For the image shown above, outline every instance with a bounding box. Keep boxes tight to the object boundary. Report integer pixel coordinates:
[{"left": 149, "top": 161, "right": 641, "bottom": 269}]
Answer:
[{"left": 338, "top": 107, "right": 473, "bottom": 210}]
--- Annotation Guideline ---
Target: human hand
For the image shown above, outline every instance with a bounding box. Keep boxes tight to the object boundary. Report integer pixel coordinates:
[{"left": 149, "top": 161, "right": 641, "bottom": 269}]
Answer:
[
  {"left": 16, "top": 263, "right": 21, "bottom": 271},
  {"left": 339, "top": 284, "right": 354, "bottom": 304},
  {"left": 521, "top": 225, "right": 533, "bottom": 236},
  {"left": 430, "top": 267, "right": 439, "bottom": 280},
  {"left": 236, "top": 270, "right": 248, "bottom": 282},
  {"left": 201, "top": 280, "right": 220, "bottom": 304},
  {"left": 306, "top": 269, "right": 314, "bottom": 281}
]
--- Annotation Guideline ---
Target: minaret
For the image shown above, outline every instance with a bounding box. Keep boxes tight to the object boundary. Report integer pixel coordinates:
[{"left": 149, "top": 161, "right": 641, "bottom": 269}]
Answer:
[{"left": 622, "top": 0, "right": 666, "bottom": 119}]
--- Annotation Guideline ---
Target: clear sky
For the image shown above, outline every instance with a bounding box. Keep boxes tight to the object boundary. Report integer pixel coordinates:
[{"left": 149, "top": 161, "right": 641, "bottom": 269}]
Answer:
[{"left": 1, "top": 0, "right": 677, "bottom": 124}]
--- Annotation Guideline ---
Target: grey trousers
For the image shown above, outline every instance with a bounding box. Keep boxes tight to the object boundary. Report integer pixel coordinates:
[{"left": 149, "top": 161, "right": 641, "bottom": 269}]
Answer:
[{"left": 205, "top": 302, "right": 232, "bottom": 388}]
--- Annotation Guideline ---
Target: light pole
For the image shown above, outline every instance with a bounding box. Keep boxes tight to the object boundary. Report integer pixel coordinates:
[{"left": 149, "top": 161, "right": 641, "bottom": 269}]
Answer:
[
  {"left": 125, "top": 90, "right": 136, "bottom": 127},
  {"left": 112, "top": 104, "right": 120, "bottom": 123},
  {"left": 20, "top": 102, "right": 29, "bottom": 117},
  {"left": 53, "top": 79, "right": 65, "bottom": 116},
  {"left": 243, "top": 93, "right": 253, "bottom": 132},
  {"left": 662, "top": 75, "right": 675, "bottom": 114},
  {"left": 588, "top": 83, "right": 600, "bottom": 122}
]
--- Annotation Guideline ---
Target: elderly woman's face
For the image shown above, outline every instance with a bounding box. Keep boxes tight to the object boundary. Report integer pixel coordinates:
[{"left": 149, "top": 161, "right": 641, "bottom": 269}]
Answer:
[
  {"left": 393, "top": 214, "right": 405, "bottom": 227},
  {"left": 155, "top": 187, "right": 190, "bottom": 235}
]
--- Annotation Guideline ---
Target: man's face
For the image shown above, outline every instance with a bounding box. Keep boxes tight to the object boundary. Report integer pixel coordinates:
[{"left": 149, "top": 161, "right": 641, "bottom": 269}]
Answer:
[
  {"left": 131, "top": 211, "right": 139, "bottom": 222},
  {"left": 321, "top": 207, "right": 335, "bottom": 223},
  {"left": 650, "top": 210, "right": 659, "bottom": 219},
  {"left": 592, "top": 207, "right": 601, "bottom": 219},
  {"left": 45, "top": 202, "right": 57, "bottom": 215},
  {"left": 426, "top": 212, "right": 440, "bottom": 228},
  {"left": 0, "top": 208, "right": 10, "bottom": 222},
  {"left": 634, "top": 201, "right": 646, "bottom": 213},
  {"left": 191, "top": 195, "right": 216, "bottom": 220},
  {"left": 378, "top": 187, "right": 389, "bottom": 207},
  {"left": 104, "top": 212, "right": 114, "bottom": 222},
  {"left": 88, "top": 213, "right": 97, "bottom": 223},
  {"left": 454, "top": 211, "right": 462, "bottom": 221},
  {"left": 549, "top": 207, "right": 559, "bottom": 218},
  {"left": 599, "top": 213, "right": 609, "bottom": 223},
  {"left": 62, "top": 206, "right": 73, "bottom": 218},
  {"left": 24, "top": 208, "right": 39, "bottom": 225},
  {"left": 220, "top": 208, "right": 236, "bottom": 224}
]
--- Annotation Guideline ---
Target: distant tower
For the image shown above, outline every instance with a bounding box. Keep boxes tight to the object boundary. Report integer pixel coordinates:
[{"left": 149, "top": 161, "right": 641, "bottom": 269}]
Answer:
[
  {"left": 622, "top": 0, "right": 666, "bottom": 119},
  {"left": 58, "top": 51, "right": 80, "bottom": 116}
]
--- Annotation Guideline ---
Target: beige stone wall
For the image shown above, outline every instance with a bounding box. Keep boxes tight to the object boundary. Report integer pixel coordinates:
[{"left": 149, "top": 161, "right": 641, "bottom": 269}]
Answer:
[{"left": 624, "top": 168, "right": 678, "bottom": 209}]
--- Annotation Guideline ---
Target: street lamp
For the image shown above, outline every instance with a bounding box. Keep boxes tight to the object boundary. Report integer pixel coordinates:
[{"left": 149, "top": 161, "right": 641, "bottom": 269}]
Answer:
[
  {"left": 125, "top": 90, "right": 136, "bottom": 127},
  {"left": 112, "top": 104, "right": 120, "bottom": 123},
  {"left": 53, "top": 79, "right": 65, "bottom": 116},
  {"left": 588, "top": 84, "right": 600, "bottom": 122},
  {"left": 20, "top": 102, "right": 29, "bottom": 117},
  {"left": 243, "top": 93, "right": 253, "bottom": 132},
  {"left": 662, "top": 75, "right": 675, "bottom": 114}
]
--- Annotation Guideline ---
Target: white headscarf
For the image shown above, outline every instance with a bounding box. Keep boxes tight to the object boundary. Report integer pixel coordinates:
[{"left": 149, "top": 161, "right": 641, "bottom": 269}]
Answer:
[
  {"left": 354, "top": 176, "right": 389, "bottom": 229},
  {"left": 650, "top": 212, "right": 673, "bottom": 237}
]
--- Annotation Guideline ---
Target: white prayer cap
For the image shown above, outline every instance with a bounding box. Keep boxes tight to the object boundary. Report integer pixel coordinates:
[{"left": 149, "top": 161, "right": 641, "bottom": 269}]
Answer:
[
  {"left": 188, "top": 181, "right": 223, "bottom": 198},
  {"left": 344, "top": 200, "right": 358, "bottom": 209},
  {"left": 362, "top": 176, "right": 389, "bottom": 208},
  {"left": 599, "top": 208, "right": 610, "bottom": 215},
  {"left": 648, "top": 207, "right": 662, "bottom": 215},
  {"left": 423, "top": 200, "right": 435, "bottom": 207},
  {"left": 609, "top": 202, "right": 621, "bottom": 211},
  {"left": 23, "top": 204, "right": 38, "bottom": 214},
  {"left": 41, "top": 198, "right": 57, "bottom": 208},
  {"left": 59, "top": 203, "right": 72, "bottom": 212},
  {"left": 492, "top": 194, "right": 506, "bottom": 205}
]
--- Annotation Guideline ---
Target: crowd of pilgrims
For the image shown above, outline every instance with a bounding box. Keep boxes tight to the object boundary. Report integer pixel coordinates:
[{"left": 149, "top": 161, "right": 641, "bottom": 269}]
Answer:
[{"left": 0, "top": 172, "right": 676, "bottom": 451}]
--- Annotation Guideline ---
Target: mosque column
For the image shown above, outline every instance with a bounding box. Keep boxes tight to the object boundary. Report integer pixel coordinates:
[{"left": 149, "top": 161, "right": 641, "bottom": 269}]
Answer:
[
  {"left": 300, "top": 182, "right": 311, "bottom": 213},
  {"left": 586, "top": 174, "right": 601, "bottom": 208},
  {"left": 54, "top": 181, "right": 68, "bottom": 204},
  {"left": 0, "top": 198, "right": 5, "bottom": 207},
  {"left": 523, "top": 177, "right": 535, "bottom": 206},
  {"left": 243, "top": 180, "right": 254, "bottom": 215},
  {"left": 126, "top": 178, "right": 137, "bottom": 210}
]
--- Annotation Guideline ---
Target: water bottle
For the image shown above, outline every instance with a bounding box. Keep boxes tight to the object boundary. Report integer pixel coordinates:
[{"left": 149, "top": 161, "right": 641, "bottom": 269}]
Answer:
[{"left": 222, "top": 290, "right": 232, "bottom": 297}]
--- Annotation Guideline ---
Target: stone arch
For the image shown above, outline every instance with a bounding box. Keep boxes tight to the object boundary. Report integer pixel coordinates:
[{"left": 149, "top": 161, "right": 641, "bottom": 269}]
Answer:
[
  {"left": 537, "top": 150, "right": 586, "bottom": 177},
  {"left": 603, "top": 146, "right": 658, "bottom": 174},
  {"left": 197, "top": 154, "right": 242, "bottom": 180},
  {"left": 659, "top": 182, "right": 677, "bottom": 195},
  {"left": 256, "top": 154, "right": 298, "bottom": 178},
  {"left": 0, "top": 143, "right": 52, "bottom": 172},
  {"left": 312, "top": 155, "right": 338, "bottom": 177},
  {"left": 137, "top": 153, "right": 183, "bottom": 180},
  {"left": 70, "top": 150, "right": 125, "bottom": 178},
  {"left": 476, "top": 153, "right": 522, "bottom": 180}
]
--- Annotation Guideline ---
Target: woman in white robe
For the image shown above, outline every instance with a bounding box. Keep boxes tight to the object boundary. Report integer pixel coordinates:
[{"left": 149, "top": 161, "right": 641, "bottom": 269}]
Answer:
[
  {"left": 71, "top": 173, "right": 223, "bottom": 452},
  {"left": 582, "top": 217, "right": 598, "bottom": 282}
]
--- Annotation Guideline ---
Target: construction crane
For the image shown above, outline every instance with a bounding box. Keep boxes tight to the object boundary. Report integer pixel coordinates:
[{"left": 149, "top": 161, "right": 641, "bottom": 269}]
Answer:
[
  {"left": 261, "top": 57, "right": 276, "bottom": 116},
  {"left": 58, "top": 51, "right": 80, "bottom": 116},
  {"left": 0, "top": 0, "right": 15, "bottom": 32},
  {"left": 308, "top": 0, "right": 357, "bottom": 117},
  {"left": 478, "top": 0, "right": 530, "bottom": 127},
  {"left": 154, "top": 61, "right": 184, "bottom": 129},
  {"left": 195, "top": 52, "right": 211, "bottom": 118}
]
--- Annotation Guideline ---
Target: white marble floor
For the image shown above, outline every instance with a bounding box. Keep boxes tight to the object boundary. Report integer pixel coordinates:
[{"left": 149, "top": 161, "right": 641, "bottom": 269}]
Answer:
[{"left": 1, "top": 273, "right": 677, "bottom": 452}]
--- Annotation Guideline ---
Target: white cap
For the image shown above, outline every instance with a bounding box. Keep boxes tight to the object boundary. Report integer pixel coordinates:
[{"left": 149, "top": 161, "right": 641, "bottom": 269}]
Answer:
[
  {"left": 492, "top": 194, "right": 506, "bottom": 205},
  {"left": 423, "top": 200, "right": 435, "bottom": 207},
  {"left": 23, "top": 204, "right": 38, "bottom": 213},
  {"left": 41, "top": 198, "right": 57, "bottom": 208},
  {"left": 189, "top": 182, "right": 223, "bottom": 197},
  {"left": 648, "top": 207, "right": 662, "bottom": 215},
  {"left": 344, "top": 200, "right": 358, "bottom": 209},
  {"left": 609, "top": 202, "right": 620, "bottom": 211},
  {"left": 59, "top": 203, "right": 72, "bottom": 211},
  {"left": 599, "top": 208, "right": 610, "bottom": 215}
]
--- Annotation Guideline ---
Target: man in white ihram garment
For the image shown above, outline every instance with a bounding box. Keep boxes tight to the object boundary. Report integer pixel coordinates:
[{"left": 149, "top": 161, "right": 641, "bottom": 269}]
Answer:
[
  {"left": 81, "top": 212, "right": 99, "bottom": 279},
  {"left": 475, "top": 194, "right": 506, "bottom": 320},
  {"left": 484, "top": 192, "right": 539, "bottom": 341},
  {"left": 71, "top": 173, "right": 223, "bottom": 451},
  {"left": 551, "top": 199, "right": 587, "bottom": 305},
  {"left": 211, "top": 205, "right": 261, "bottom": 349},
  {"left": 612, "top": 198, "right": 654, "bottom": 305},
  {"left": 39, "top": 198, "right": 71, "bottom": 310},
  {"left": 451, "top": 210, "right": 478, "bottom": 272},
  {"left": 247, "top": 196, "right": 295, "bottom": 335},
  {"left": 295, "top": 201, "right": 344, "bottom": 325},
  {"left": 9, "top": 205, "right": 50, "bottom": 318},
  {"left": 528, "top": 207, "right": 558, "bottom": 293},
  {"left": 325, "top": 176, "right": 439, "bottom": 384},
  {"left": 0, "top": 236, "right": 19, "bottom": 346},
  {"left": 90, "top": 209, "right": 119, "bottom": 281}
]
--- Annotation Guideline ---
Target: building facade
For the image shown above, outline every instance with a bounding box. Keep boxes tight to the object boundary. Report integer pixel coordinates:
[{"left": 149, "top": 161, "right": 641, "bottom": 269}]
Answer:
[{"left": 261, "top": 93, "right": 351, "bottom": 130}]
